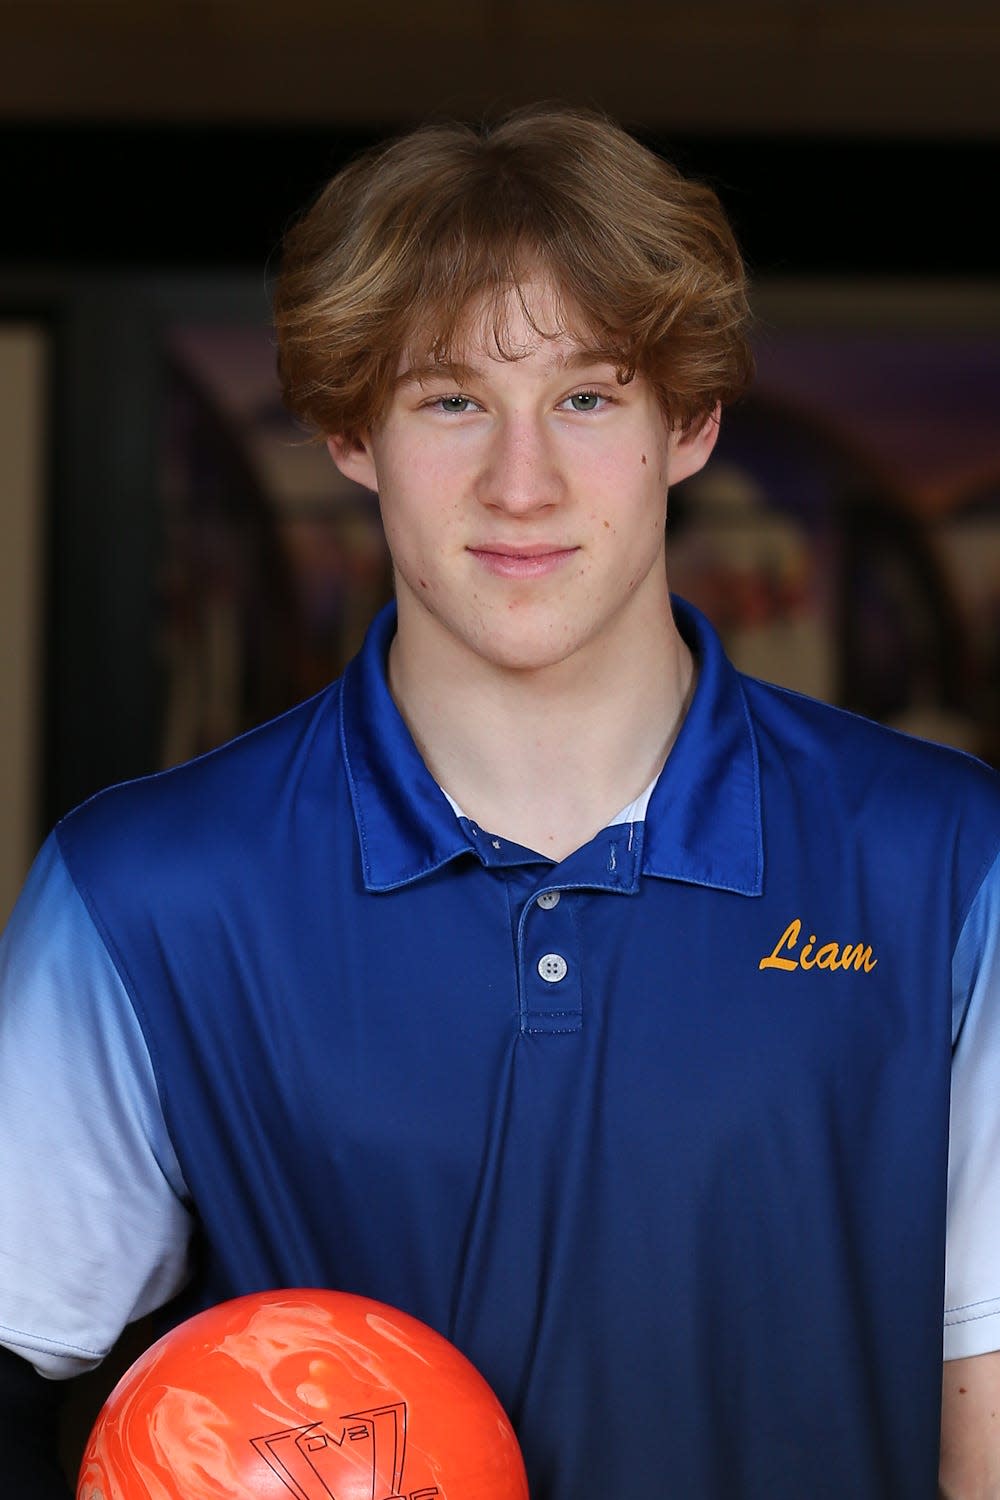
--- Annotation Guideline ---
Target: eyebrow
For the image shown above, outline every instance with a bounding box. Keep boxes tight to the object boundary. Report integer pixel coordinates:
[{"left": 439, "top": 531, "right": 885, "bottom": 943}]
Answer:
[
  {"left": 396, "top": 348, "right": 621, "bottom": 390},
  {"left": 396, "top": 361, "right": 480, "bottom": 390}
]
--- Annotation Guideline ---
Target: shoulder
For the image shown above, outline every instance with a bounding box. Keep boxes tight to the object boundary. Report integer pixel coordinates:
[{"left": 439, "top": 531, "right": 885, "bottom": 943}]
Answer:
[
  {"left": 742, "top": 675, "right": 1000, "bottom": 924},
  {"left": 56, "top": 682, "right": 346, "bottom": 897},
  {"left": 745, "top": 674, "right": 1000, "bottom": 813}
]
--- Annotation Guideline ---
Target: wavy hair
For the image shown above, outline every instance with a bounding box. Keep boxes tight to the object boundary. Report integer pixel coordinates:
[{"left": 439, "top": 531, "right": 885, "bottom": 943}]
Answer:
[{"left": 273, "top": 105, "right": 753, "bottom": 441}]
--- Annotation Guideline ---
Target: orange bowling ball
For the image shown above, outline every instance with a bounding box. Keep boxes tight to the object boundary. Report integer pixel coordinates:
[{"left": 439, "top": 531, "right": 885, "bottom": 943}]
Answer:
[{"left": 77, "top": 1288, "right": 529, "bottom": 1500}]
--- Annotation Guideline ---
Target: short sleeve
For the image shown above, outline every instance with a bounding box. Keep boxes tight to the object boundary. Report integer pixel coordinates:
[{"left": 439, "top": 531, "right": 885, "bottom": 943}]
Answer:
[
  {"left": 0, "top": 835, "right": 193, "bottom": 1377},
  {"left": 944, "top": 846, "right": 1000, "bottom": 1359}
]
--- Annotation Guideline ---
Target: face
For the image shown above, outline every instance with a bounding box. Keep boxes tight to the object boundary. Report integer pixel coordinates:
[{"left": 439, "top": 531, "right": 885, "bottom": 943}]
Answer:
[{"left": 328, "top": 281, "right": 718, "bottom": 677}]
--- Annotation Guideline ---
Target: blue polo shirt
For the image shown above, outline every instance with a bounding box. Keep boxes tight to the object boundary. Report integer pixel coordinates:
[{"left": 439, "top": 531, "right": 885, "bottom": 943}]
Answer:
[{"left": 1, "top": 599, "right": 999, "bottom": 1500}]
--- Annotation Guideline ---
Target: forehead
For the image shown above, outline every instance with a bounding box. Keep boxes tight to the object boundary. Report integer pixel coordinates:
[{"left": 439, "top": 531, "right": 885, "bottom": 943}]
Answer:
[{"left": 400, "top": 276, "right": 607, "bottom": 379}]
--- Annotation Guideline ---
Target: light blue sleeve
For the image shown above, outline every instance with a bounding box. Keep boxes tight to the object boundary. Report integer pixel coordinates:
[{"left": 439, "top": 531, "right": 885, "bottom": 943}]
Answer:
[
  {"left": 945, "top": 846, "right": 1000, "bottom": 1359},
  {"left": 0, "top": 834, "right": 193, "bottom": 1378}
]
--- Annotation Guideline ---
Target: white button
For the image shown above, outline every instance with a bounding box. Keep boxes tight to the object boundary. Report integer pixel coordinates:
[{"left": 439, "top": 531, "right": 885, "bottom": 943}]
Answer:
[
  {"left": 537, "top": 952, "right": 568, "bottom": 983},
  {"left": 536, "top": 890, "right": 561, "bottom": 910}
]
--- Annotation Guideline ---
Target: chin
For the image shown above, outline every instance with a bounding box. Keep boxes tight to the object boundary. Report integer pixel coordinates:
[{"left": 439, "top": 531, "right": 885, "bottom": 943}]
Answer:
[{"left": 470, "top": 629, "right": 592, "bottom": 675}]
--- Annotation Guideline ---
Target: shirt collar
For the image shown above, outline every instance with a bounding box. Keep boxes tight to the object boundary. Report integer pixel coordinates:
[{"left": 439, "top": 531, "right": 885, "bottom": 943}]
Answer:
[
  {"left": 339, "top": 603, "right": 471, "bottom": 891},
  {"left": 642, "top": 597, "right": 763, "bottom": 896},
  {"left": 340, "top": 598, "right": 763, "bottom": 897}
]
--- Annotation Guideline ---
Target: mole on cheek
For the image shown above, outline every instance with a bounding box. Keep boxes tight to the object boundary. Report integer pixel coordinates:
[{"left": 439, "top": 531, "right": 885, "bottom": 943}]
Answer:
[{"left": 641, "top": 454, "right": 647, "bottom": 465}]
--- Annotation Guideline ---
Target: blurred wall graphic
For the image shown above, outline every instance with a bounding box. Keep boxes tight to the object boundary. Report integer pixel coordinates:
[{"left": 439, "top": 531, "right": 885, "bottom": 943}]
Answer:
[
  {"left": 675, "top": 284, "right": 1000, "bottom": 764},
  {"left": 159, "top": 324, "right": 392, "bottom": 768}
]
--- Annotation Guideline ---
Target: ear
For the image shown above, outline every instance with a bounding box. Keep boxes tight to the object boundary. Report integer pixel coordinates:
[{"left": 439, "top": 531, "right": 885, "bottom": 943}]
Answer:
[
  {"left": 667, "top": 404, "right": 721, "bottom": 486},
  {"left": 326, "top": 433, "right": 378, "bottom": 492}
]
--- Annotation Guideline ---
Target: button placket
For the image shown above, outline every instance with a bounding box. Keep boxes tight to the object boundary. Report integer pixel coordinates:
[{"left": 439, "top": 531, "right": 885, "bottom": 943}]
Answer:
[{"left": 519, "top": 889, "right": 582, "bottom": 1035}]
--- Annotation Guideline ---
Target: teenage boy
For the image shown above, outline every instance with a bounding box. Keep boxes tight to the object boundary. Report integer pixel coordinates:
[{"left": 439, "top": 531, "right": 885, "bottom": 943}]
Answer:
[{"left": 1, "top": 106, "right": 999, "bottom": 1499}]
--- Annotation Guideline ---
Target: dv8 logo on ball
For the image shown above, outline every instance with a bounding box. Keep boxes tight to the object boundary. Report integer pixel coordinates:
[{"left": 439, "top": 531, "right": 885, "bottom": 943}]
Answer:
[{"left": 251, "top": 1401, "right": 440, "bottom": 1500}]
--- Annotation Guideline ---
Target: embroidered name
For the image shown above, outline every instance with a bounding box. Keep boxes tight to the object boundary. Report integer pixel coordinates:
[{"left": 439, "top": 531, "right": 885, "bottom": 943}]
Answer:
[{"left": 758, "top": 917, "right": 878, "bottom": 973}]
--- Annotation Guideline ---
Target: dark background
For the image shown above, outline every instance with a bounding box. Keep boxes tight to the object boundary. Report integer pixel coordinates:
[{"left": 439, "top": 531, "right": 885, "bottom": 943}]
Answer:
[{"left": 3, "top": 124, "right": 997, "bottom": 277}]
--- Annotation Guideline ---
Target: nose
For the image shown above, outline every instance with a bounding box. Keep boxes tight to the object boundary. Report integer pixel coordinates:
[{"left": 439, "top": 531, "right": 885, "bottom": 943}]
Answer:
[{"left": 475, "top": 413, "right": 565, "bottom": 515}]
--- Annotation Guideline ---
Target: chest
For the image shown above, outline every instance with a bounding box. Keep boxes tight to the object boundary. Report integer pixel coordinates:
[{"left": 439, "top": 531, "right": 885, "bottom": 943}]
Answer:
[{"left": 147, "top": 855, "right": 951, "bottom": 1207}]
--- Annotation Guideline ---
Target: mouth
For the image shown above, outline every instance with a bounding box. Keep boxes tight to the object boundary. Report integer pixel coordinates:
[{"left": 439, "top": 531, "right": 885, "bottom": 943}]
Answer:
[{"left": 467, "top": 543, "right": 580, "bottom": 579}]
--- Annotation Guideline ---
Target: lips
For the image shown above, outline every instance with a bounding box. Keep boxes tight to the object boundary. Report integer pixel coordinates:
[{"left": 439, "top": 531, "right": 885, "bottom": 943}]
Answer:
[{"left": 467, "top": 544, "right": 579, "bottom": 579}]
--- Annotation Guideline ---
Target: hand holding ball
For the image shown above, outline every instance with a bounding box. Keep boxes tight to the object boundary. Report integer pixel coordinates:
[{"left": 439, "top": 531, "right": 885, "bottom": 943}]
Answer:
[{"left": 77, "top": 1289, "right": 528, "bottom": 1499}]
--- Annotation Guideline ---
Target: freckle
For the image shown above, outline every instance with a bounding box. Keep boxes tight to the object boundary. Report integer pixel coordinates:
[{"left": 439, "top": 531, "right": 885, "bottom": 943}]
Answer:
[
  {"left": 603, "top": 520, "right": 610, "bottom": 529},
  {"left": 641, "top": 453, "right": 647, "bottom": 465},
  {"left": 959, "top": 1387, "right": 968, "bottom": 1394}
]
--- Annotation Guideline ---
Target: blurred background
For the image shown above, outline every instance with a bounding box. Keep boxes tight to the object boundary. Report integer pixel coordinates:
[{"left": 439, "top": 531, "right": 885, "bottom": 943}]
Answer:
[{"left": 2, "top": 0, "right": 999, "bottom": 937}]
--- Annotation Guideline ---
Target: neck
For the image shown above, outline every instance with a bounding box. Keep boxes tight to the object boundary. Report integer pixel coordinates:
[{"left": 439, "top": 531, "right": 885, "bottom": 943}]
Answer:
[{"left": 388, "top": 598, "right": 694, "bottom": 861}]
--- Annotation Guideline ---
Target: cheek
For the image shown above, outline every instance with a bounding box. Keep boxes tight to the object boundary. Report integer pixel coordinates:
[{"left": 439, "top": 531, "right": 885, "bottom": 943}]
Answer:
[{"left": 377, "top": 484, "right": 461, "bottom": 579}]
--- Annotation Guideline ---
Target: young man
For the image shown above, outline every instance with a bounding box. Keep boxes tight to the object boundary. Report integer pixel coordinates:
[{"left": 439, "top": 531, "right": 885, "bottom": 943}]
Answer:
[{"left": 1, "top": 107, "right": 999, "bottom": 1499}]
